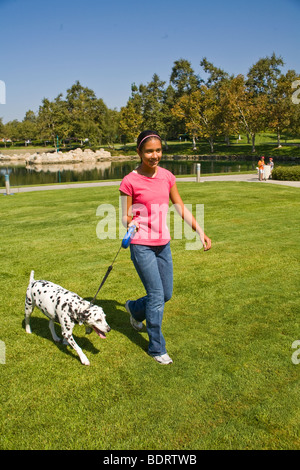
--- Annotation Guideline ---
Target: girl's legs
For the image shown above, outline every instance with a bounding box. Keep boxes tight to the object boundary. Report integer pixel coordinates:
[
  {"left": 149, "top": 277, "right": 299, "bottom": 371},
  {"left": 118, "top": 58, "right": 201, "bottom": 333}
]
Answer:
[{"left": 128, "top": 242, "right": 173, "bottom": 356}]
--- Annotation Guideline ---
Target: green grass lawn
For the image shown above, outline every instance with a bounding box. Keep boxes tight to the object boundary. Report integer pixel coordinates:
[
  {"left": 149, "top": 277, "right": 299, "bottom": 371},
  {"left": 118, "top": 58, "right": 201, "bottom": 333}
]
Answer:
[
  {"left": 2, "top": 132, "right": 300, "bottom": 159},
  {"left": 110, "top": 134, "right": 300, "bottom": 158},
  {"left": 0, "top": 182, "right": 299, "bottom": 450}
]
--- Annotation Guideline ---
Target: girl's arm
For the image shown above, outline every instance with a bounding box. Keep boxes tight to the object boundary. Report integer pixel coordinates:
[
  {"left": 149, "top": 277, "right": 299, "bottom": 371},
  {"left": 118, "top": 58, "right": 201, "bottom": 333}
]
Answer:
[
  {"left": 119, "top": 191, "right": 139, "bottom": 230},
  {"left": 169, "top": 183, "right": 211, "bottom": 251}
]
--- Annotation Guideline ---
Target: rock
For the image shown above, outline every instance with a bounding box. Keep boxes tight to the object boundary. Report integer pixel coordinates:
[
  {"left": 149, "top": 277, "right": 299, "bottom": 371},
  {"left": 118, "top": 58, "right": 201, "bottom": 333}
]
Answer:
[
  {"left": 23, "top": 147, "right": 113, "bottom": 165},
  {"left": 0, "top": 147, "right": 128, "bottom": 165}
]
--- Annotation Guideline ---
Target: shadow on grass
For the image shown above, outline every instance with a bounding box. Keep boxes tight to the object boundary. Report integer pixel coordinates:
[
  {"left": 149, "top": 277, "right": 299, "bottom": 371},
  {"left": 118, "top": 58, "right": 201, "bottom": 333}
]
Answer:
[
  {"left": 21, "top": 316, "right": 100, "bottom": 363},
  {"left": 88, "top": 298, "right": 149, "bottom": 354},
  {"left": 21, "top": 298, "right": 148, "bottom": 363}
]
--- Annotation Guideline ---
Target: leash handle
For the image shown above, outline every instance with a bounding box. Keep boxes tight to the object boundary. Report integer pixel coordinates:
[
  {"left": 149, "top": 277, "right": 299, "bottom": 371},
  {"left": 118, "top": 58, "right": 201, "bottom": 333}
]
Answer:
[{"left": 122, "top": 225, "right": 136, "bottom": 249}]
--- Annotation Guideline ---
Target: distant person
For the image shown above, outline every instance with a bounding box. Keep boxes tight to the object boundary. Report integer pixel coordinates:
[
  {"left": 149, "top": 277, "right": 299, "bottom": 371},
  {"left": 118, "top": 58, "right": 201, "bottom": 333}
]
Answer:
[
  {"left": 258, "top": 156, "right": 265, "bottom": 181},
  {"left": 269, "top": 158, "right": 274, "bottom": 177}
]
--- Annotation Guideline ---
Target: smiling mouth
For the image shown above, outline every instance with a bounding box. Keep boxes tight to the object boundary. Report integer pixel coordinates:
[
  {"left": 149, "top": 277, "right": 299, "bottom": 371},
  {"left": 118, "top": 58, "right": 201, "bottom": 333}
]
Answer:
[{"left": 92, "top": 326, "right": 107, "bottom": 339}]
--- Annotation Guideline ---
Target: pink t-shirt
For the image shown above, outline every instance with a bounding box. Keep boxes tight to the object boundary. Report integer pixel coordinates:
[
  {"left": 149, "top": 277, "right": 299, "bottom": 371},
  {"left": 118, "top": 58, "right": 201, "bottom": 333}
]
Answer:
[{"left": 119, "top": 166, "right": 176, "bottom": 246}]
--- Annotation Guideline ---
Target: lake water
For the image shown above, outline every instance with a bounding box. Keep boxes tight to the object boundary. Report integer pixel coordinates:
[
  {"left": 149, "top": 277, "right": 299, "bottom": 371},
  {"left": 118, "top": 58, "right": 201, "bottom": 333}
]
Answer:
[{"left": 0, "top": 159, "right": 292, "bottom": 187}]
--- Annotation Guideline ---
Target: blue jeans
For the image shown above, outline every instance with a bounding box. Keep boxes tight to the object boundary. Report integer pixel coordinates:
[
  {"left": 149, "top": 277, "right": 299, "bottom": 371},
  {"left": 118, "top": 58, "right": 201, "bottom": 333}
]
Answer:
[{"left": 129, "top": 242, "right": 173, "bottom": 356}]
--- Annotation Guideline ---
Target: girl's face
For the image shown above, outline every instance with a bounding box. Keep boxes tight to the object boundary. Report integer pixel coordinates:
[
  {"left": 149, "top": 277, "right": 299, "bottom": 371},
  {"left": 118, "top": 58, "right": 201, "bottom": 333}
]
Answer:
[{"left": 138, "top": 138, "right": 162, "bottom": 170}]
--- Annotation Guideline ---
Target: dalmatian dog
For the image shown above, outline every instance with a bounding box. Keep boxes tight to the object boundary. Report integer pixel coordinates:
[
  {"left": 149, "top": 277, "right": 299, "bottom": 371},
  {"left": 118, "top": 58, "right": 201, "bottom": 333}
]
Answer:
[{"left": 24, "top": 271, "right": 111, "bottom": 365}]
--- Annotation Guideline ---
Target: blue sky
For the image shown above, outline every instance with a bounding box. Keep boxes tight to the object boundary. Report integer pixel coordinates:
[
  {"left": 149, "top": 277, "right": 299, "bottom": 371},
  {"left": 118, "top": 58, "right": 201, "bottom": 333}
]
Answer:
[{"left": 0, "top": 0, "right": 299, "bottom": 123}]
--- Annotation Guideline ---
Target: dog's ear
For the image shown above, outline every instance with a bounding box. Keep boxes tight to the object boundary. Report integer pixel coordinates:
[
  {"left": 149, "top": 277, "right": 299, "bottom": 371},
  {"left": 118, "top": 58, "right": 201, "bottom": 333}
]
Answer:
[{"left": 78, "top": 309, "right": 91, "bottom": 325}]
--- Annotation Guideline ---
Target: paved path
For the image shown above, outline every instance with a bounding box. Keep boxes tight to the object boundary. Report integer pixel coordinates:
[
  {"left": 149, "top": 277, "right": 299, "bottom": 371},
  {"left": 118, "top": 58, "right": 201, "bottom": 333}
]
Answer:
[
  {"left": 1, "top": 174, "right": 299, "bottom": 194},
  {"left": 179, "top": 174, "right": 300, "bottom": 187}
]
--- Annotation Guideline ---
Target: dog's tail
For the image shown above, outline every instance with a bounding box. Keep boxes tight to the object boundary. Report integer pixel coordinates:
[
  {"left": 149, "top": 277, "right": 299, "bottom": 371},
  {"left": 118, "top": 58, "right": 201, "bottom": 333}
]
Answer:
[
  {"left": 26, "top": 270, "right": 35, "bottom": 297},
  {"left": 29, "top": 270, "right": 35, "bottom": 285}
]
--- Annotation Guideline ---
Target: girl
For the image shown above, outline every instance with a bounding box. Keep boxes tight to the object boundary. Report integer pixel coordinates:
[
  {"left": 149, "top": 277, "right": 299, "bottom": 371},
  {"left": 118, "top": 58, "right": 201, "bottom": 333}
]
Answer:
[{"left": 119, "top": 130, "right": 211, "bottom": 364}]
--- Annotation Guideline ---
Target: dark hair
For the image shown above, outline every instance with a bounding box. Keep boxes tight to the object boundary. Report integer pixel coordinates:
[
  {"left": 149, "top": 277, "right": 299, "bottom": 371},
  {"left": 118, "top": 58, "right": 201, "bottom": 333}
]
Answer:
[{"left": 137, "top": 130, "right": 161, "bottom": 151}]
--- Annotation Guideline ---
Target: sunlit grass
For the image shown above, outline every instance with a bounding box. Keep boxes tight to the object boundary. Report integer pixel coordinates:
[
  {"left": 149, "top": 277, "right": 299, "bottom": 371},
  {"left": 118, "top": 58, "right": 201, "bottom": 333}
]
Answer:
[{"left": 0, "top": 182, "right": 299, "bottom": 449}]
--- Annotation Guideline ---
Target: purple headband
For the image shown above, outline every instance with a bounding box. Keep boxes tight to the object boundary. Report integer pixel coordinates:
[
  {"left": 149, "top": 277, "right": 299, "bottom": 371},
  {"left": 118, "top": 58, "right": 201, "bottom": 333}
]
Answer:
[{"left": 137, "top": 134, "right": 161, "bottom": 150}]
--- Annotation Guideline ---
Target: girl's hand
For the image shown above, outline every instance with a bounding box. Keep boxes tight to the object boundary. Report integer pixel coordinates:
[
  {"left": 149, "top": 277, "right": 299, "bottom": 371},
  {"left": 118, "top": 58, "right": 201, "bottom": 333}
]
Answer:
[
  {"left": 201, "top": 233, "right": 212, "bottom": 251},
  {"left": 128, "top": 220, "right": 139, "bottom": 232},
  {"left": 170, "top": 183, "right": 211, "bottom": 252}
]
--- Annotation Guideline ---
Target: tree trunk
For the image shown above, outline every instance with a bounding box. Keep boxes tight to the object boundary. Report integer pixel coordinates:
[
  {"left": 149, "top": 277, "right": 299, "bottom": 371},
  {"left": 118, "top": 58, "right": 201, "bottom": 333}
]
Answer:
[
  {"left": 192, "top": 135, "right": 197, "bottom": 150},
  {"left": 251, "top": 133, "right": 256, "bottom": 153},
  {"left": 209, "top": 137, "right": 214, "bottom": 153},
  {"left": 277, "top": 128, "right": 282, "bottom": 147}
]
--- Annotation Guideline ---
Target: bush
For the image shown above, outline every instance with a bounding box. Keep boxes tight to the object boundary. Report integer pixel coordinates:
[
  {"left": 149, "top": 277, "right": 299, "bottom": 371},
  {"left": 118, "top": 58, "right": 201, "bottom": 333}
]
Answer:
[{"left": 272, "top": 165, "right": 300, "bottom": 181}]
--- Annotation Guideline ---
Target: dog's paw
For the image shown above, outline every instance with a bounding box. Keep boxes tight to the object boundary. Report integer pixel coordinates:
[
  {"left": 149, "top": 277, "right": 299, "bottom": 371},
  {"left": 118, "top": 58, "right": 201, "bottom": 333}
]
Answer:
[{"left": 80, "top": 355, "right": 90, "bottom": 366}]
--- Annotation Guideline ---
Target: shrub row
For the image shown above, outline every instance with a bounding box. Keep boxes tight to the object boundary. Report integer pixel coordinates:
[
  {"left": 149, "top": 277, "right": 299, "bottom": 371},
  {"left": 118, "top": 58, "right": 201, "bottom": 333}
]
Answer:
[{"left": 272, "top": 166, "right": 300, "bottom": 181}]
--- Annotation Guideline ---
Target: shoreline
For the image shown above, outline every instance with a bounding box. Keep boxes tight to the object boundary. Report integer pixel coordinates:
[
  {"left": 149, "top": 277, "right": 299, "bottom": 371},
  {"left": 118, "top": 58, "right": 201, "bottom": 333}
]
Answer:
[
  {"left": 1, "top": 174, "right": 299, "bottom": 193},
  {"left": 0, "top": 150, "right": 299, "bottom": 165}
]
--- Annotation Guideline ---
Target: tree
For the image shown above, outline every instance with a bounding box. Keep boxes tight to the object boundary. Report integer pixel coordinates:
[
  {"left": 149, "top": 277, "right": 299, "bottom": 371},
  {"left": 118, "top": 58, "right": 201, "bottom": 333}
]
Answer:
[
  {"left": 246, "top": 54, "right": 300, "bottom": 147},
  {"left": 170, "top": 59, "right": 201, "bottom": 98},
  {"left": 161, "top": 84, "right": 179, "bottom": 143},
  {"left": 268, "top": 69, "right": 299, "bottom": 146},
  {"left": 3, "top": 119, "right": 23, "bottom": 143},
  {"left": 228, "top": 75, "right": 269, "bottom": 152},
  {"left": 172, "top": 86, "right": 222, "bottom": 153},
  {"left": 246, "top": 53, "right": 284, "bottom": 97},
  {"left": 119, "top": 101, "right": 142, "bottom": 143},
  {"left": 0, "top": 117, "right": 4, "bottom": 138},
  {"left": 200, "top": 57, "right": 230, "bottom": 88},
  {"left": 21, "top": 110, "right": 38, "bottom": 141},
  {"left": 218, "top": 77, "right": 242, "bottom": 145},
  {"left": 0, "top": 117, "right": 11, "bottom": 147},
  {"left": 200, "top": 58, "right": 234, "bottom": 145},
  {"left": 37, "top": 95, "right": 69, "bottom": 147},
  {"left": 121, "top": 74, "right": 167, "bottom": 144},
  {"left": 290, "top": 80, "right": 300, "bottom": 138},
  {"left": 141, "top": 74, "right": 166, "bottom": 136},
  {"left": 66, "top": 81, "right": 108, "bottom": 146},
  {"left": 104, "top": 108, "right": 120, "bottom": 148},
  {"left": 245, "top": 54, "right": 284, "bottom": 148}
]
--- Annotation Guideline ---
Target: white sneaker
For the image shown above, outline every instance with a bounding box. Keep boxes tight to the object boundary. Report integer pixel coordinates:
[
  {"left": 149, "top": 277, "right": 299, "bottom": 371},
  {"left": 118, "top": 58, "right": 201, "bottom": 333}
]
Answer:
[
  {"left": 125, "top": 300, "right": 143, "bottom": 331},
  {"left": 152, "top": 353, "right": 173, "bottom": 365}
]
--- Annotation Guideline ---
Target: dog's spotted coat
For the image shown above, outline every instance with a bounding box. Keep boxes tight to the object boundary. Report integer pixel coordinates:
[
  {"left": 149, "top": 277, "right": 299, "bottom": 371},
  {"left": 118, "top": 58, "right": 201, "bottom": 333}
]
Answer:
[{"left": 25, "top": 271, "right": 110, "bottom": 365}]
